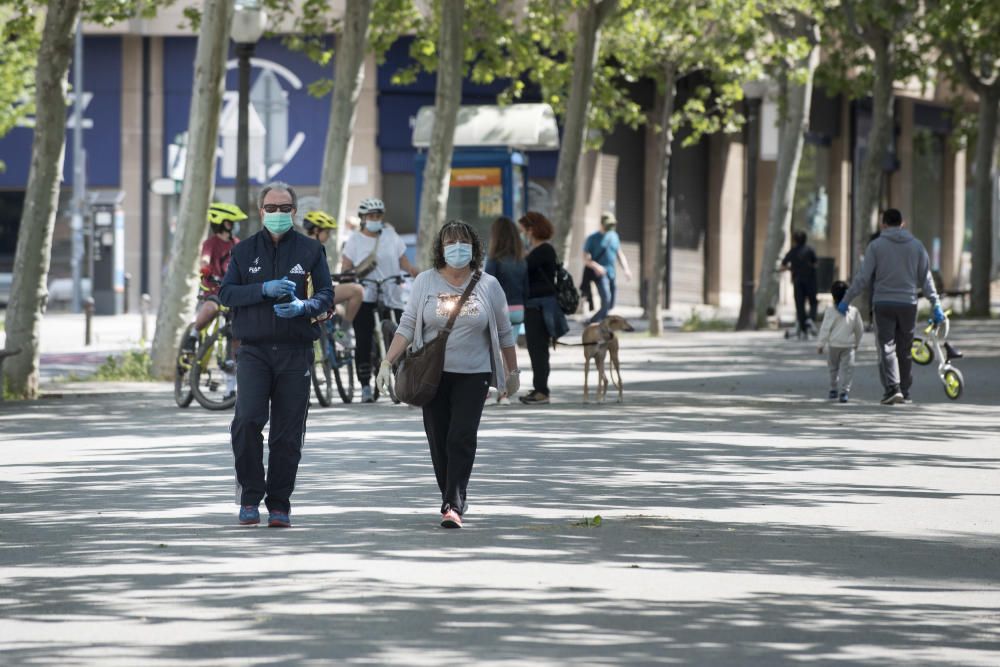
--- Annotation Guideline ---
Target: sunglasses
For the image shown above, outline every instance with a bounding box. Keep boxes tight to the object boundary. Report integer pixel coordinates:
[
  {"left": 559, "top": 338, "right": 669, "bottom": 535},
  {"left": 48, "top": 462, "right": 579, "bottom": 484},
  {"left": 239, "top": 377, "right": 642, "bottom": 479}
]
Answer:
[{"left": 262, "top": 204, "right": 294, "bottom": 213}]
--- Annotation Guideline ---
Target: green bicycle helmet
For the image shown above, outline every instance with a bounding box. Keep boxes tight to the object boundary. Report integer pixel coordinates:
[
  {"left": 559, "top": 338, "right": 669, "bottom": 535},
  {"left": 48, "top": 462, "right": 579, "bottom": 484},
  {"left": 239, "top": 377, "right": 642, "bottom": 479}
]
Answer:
[
  {"left": 208, "top": 202, "right": 248, "bottom": 230},
  {"left": 303, "top": 210, "right": 337, "bottom": 231}
]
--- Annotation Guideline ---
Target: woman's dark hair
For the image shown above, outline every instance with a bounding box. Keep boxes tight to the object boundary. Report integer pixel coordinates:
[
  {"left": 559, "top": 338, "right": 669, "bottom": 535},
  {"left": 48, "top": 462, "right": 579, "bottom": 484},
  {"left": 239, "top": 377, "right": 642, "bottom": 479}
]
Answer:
[
  {"left": 792, "top": 230, "right": 807, "bottom": 246},
  {"left": 488, "top": 216, "right": 523, "bottom": 261},
  {"left": 518, "top": 211, "right": 554, "bottom": 241},
  {"left": 433, "top": 219, "right": 484, "bottom": 271}
]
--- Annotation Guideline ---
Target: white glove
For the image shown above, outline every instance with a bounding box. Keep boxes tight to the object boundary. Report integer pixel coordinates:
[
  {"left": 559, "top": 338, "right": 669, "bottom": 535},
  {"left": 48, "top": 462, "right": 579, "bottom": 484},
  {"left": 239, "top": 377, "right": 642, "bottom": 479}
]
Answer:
[
  {"left": 504, "top": 369, "right": 520, "bottom": 397},
  {"left": 376, "top": 360, "right": 393, "bottom": 394}
]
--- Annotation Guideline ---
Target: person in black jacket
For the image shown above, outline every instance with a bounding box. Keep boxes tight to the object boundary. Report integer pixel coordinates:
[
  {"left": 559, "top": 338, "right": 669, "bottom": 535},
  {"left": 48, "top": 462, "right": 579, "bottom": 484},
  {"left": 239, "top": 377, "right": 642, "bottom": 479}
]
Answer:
[
  {"left": 781, "top": 230, "right": 819, "bottom": 336},
  {"left": 219, "top": 182, "right": 334, "bottom": 528},
  {"left": 518, "top": 211, "right": 565, "bottom": 405}
]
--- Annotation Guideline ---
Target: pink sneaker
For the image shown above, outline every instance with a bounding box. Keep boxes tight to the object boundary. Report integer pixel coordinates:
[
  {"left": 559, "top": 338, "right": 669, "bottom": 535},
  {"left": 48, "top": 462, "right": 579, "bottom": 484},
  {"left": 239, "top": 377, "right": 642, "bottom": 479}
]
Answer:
[{"left": 440, "top": 507, "right": 463, "bottom": 529}]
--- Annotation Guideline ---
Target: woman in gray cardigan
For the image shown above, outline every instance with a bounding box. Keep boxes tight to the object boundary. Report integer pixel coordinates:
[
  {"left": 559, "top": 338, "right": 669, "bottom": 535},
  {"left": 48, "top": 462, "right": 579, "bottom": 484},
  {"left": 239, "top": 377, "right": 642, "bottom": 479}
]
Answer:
[{"left": 379, "top": 220, "right": 520, "bottom": 529}]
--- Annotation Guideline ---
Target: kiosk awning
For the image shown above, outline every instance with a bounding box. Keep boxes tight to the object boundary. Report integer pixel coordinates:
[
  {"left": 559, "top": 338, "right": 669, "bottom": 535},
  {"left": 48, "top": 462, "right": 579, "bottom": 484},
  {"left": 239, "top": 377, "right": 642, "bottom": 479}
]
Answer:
[{"left": 412, "top": 104, "right": 559, "bottom": 151}]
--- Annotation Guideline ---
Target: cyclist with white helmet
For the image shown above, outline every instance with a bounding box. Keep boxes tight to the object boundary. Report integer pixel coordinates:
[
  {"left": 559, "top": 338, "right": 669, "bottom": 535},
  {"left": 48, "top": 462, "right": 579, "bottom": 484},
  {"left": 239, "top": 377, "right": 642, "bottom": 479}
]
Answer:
[
  {"left": 341, "top": 197, "right": 419, "bottom": 402},
  {"left": 301, "top": 210, "right": 362, "bottom": 347}
]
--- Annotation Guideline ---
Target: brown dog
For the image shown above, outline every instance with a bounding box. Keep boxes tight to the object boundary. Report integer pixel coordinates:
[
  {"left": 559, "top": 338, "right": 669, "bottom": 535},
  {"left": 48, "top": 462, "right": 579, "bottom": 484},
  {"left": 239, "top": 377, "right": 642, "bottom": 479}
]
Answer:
[{"left": 582, "top": 315, "right": 634, "bottom": 403}]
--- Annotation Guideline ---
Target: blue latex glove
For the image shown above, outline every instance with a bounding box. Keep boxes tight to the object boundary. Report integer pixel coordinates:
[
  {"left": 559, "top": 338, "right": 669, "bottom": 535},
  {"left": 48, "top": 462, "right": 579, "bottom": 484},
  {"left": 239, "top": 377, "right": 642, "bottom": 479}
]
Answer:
[
  {"left": 836, "top": 300, "right": 849, "bottom": 316},
  {"left": 274, "top": 298, "right": 305, "bottom": 318},
  {"left": 262, "top": 277, "right": 296, "bottom": 299},
  {"left": 932, "top": 303, "right": 946, "bottom": 324}
]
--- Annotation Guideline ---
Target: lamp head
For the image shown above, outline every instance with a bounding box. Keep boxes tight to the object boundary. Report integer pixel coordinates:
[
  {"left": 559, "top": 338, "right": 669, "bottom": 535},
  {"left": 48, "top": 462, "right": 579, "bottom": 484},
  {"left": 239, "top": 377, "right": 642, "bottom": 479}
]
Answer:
[{"left": 231, "top": 0, "right": 267, "bottom": 44}]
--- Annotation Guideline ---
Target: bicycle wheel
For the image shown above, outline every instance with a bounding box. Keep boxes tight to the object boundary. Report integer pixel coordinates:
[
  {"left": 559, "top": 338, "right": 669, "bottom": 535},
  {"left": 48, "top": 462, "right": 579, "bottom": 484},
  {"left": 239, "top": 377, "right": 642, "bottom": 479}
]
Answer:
[
  {"left": 174, "top": 325, "right": 196, "bottom": 408},
  {"left": 190, "top": 332, "right": 238, "bottom": 410},
  {"left": 333, "top": 342, "right": 355, "bottom": 403},
  {"left": 312, "top": 329, "right": 334, "bottom": 407},
  {"left": 943, "top": 367, "right": 963, "bottom": 400},
  {"left": 371, "top": 330, "right": 383, "bottom": 402},
  {"left": 911, "top": 337, "right": 934, "bottom": 366},
  {"left": 380, "top": 319, "right": 400, "bottom": 404}
]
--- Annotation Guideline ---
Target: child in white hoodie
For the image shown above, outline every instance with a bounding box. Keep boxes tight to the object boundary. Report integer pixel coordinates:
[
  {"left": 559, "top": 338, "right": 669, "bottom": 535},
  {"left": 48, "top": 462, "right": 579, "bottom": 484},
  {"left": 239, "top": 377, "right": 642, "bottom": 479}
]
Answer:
[{"left": 817, "top": 280, "right": 865, "bottom": 403}]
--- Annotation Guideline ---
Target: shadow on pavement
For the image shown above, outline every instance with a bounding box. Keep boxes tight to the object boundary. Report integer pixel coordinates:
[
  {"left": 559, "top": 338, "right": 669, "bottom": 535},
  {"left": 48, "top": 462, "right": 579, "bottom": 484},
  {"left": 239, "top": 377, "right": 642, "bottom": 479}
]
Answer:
[{"left": 2, "top": 321, "right": 1000, "bottom": 664}]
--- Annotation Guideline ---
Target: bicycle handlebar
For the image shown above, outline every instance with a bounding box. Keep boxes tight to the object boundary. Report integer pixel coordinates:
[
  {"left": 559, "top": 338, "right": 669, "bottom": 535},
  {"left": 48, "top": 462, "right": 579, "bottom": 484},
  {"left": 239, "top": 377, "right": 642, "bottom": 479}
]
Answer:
[
  {"left": 358, "top": 274, "right": 410, "bottom": 287},
  {"left": 330, "top": 272, "right": 358, "bottom": 283}
]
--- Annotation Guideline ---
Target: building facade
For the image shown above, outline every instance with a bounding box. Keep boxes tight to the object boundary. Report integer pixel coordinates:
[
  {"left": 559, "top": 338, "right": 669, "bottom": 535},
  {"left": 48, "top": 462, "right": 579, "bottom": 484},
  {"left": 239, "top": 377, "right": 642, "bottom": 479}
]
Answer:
[{"left": 0, "top": 11, "right": 981, "bottom": 316}]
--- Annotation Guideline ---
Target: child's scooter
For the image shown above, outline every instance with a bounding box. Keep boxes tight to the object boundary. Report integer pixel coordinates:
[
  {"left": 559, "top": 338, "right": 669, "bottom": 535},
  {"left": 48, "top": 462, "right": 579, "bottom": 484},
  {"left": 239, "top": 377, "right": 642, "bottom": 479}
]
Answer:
[{"left": 911, "top": 310, "right": 964, "bottom": 400}]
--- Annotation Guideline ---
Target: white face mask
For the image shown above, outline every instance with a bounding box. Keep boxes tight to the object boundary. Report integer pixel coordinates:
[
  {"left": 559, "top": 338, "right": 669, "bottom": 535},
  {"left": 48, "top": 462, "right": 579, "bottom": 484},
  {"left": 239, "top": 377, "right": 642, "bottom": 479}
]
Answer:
[
  {"left": 366, "top": 220, "right": 384, "bottom": 233},
  {"left": 444, "top": 242, "right": 473, "bottom": 269}
]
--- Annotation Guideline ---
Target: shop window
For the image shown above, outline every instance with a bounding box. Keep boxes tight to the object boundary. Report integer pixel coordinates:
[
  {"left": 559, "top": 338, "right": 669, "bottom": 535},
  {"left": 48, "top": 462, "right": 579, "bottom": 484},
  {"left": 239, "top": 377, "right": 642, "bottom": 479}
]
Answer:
[
  {"left": 445, "top": 167, "right": 503, "bottom": 242},
  {"left": 0, "top": 191, "right": 24, "bottom": 272},
  {"left": 382, "top": 173, "right": 416, "bottom": 234},
  {"left": 792, "top": 141, "right": 833, "bottom": 257}
]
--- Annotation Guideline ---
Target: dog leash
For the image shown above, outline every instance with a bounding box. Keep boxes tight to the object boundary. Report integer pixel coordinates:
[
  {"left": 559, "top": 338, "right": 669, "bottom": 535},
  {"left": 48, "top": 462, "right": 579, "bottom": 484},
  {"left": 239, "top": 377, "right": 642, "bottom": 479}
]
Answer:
[{"left": 553, "top": 334, "right": 614, "bottom": 348}]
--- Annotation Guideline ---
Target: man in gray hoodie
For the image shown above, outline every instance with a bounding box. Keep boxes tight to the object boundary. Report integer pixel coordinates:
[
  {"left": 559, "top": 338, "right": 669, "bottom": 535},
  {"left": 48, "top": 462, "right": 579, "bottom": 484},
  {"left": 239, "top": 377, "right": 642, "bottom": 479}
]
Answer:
[{"left": 839, "top": 208, "right": 946, "bottom": 405}]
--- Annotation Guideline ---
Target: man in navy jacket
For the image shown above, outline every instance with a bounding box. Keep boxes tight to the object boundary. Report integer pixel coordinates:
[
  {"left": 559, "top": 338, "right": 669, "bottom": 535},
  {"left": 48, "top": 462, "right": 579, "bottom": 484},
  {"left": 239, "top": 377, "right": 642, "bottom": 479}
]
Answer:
[{"left": 220, "top": 182, "right": 333, "bottom": 527}]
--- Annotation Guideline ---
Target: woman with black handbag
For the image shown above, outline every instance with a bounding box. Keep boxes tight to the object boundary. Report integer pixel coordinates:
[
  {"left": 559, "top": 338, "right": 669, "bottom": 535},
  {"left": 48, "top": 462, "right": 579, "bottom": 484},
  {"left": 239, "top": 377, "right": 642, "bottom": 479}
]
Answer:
[{"left": 378, "top": 221, "right": 519, "bottom": 529}]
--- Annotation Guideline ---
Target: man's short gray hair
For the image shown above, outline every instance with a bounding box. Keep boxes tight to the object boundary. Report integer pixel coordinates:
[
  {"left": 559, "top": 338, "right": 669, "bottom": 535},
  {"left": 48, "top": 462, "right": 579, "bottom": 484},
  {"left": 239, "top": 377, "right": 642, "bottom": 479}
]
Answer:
[{"left": 258, "top": 181, "right": 297, "bottom": 209}]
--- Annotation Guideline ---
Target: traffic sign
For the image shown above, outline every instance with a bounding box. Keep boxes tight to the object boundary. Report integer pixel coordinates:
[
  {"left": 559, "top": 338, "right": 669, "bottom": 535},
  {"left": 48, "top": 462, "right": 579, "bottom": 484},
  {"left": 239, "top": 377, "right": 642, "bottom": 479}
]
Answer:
[{"left": 149, "top": 178, "right": 181, "bottom": 196}]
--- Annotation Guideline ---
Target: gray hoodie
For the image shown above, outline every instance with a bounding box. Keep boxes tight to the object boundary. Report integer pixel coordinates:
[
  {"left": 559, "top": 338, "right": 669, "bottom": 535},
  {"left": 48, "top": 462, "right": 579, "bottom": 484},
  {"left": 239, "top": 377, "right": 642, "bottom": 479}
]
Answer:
[{"left": 842, "top": 227, "right": 939, "bottom": 307}]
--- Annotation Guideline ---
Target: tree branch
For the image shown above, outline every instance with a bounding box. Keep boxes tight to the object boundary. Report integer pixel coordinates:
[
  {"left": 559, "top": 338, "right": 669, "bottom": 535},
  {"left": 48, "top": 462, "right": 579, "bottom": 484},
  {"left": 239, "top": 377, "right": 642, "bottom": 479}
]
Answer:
[
  {"left": 595, "top": 0, "right": 619, "bottom": 26},
  {"left": 946, "top": 40, "right": 987, "bottom": 95}
]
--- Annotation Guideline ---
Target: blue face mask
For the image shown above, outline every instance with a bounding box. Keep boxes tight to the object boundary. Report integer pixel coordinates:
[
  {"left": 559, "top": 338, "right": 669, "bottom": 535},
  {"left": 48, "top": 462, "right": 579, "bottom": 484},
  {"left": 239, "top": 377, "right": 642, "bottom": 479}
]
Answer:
[
  {"left": 263, "top": 211, "right": 293, "bottom": 235},
  {"left": 444, "top": 242, "right": 473, "bottom": 269},
  {"left": 366, "top": 220, "right": 384, "bottom": 233}
]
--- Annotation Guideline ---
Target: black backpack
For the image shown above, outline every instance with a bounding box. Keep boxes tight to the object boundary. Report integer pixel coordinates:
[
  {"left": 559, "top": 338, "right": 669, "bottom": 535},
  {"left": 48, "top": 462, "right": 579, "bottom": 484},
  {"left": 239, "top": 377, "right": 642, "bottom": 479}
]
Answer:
[{"left": 553, "top": 263, "right": 580, "bottom": 315}]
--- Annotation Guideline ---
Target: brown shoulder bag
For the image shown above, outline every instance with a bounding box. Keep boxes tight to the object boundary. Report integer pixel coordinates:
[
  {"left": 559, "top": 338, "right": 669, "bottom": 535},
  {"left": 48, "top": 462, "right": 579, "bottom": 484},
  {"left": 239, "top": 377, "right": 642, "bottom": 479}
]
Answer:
[{"left": 394, "top": 271, "right": 481, "bottom": 407}]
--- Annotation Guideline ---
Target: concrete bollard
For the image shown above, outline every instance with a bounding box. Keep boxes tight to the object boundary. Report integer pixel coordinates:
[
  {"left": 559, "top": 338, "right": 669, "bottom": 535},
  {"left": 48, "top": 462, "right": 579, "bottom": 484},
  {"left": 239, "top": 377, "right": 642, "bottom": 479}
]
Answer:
[
  {"left": 141, "top": 293, "right": 151, "bottom": 342},
  {"left": 84, "top": 297, "right": 95, "bottom": 346},
  {"left": 124, "top": 273, "right": 132, "bottom": 313}
]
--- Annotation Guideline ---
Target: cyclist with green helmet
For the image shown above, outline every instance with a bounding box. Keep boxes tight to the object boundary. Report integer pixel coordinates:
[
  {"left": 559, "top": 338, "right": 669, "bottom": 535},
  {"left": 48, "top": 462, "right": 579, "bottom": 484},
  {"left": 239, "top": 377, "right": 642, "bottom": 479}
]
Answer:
[
  {"left": 302, "top": 209, "right": 362, "bottom": 347},
  {"left": 184, "top": 202, "right": 246, "bottom": 348}
]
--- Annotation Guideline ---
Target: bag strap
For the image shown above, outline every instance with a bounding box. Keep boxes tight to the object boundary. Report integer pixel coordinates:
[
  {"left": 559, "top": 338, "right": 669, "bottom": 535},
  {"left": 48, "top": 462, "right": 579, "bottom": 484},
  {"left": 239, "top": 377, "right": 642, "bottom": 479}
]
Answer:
[
  {"left": 364, "top": 233, "right": 381, "bottom": 266},
  {"left": 444, "top": 271, "right": 482, "bottom": 333}
]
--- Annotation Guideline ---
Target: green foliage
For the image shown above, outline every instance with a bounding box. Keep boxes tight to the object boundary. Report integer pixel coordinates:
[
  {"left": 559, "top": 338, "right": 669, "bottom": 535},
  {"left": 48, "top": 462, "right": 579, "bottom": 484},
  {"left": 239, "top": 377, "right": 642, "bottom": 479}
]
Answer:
[
  {"left": 572, "top": 515, "right": 603, "bottom": 527},
  {"left": 387, "top": 0, "right": 522, "bottom": 89},
  {"left": 266, "top": 0, "right": 421, "bottom": 98},
  {"left": 2, "top": 374, "right": 17, "bottom": 401},
  {"left": 923, "top": 0, "right": 1000, "bottom": 148},
  {"left": 90, "top": 348, "right": 155, "bottom": 382},
  {"left": 681, "top": 309, "right": 732, "bottom": 332},
  {"left": 0, "top": 1, "right": 39, "bottom": 155},
  {"left": 605, "top": 0, "right": 761, "bottom": 146},
  {"left": 816, "top": 0, "right": 929, "bottom": 100},
  {"left": 370, "top": 0, "right": 422, "bottom": 61},
  {"left": 0, "top": 0, "right": 169, "bottom": 167}
]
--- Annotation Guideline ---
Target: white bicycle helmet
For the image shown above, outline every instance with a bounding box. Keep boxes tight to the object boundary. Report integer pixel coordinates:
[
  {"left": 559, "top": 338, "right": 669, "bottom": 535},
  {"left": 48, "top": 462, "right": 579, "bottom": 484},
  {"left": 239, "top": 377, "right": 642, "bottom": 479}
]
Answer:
[{"left": 358, "top": 198, "right": 385, "bottom": 216}]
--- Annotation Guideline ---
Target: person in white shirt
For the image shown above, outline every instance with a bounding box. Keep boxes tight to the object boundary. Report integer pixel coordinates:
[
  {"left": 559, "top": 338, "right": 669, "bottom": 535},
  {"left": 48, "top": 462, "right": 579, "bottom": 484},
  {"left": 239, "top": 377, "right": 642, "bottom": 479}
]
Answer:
[
  {"left": 341, "top": 197, "right": 419, "bottom": 402},
  {"left": 817, "top": 280, "right": 865, "bottom": 403}
]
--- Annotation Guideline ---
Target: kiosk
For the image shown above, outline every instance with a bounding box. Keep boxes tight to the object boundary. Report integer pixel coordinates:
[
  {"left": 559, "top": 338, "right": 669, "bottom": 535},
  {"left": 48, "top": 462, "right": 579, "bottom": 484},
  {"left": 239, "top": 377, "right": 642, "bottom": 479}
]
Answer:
[{"left": 412, "top": 104, "right": 559, "bottom": 242}]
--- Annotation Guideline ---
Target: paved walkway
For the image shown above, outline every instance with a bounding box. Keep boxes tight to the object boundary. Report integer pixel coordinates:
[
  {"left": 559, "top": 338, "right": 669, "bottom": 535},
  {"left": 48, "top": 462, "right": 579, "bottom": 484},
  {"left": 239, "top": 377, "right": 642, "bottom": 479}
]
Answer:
[{"left": 1, "top": 319, "right": 999, "bottom": 665}]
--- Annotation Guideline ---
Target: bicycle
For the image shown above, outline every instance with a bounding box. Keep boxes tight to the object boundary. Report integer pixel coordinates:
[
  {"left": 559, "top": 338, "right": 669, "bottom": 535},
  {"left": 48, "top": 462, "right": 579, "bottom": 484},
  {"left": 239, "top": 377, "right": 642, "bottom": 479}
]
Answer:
[
  {"left": 911, "top": 309, "right": 964, "bottom": 400},
  {"left": 311, "top": 273, "right": 358, "bottom": 406},
  {"left": 175, "top": 278, "right": 237, "bottom": 410},
  {"left": 359, "top": 274, "right": 409, "bottom": 404}
]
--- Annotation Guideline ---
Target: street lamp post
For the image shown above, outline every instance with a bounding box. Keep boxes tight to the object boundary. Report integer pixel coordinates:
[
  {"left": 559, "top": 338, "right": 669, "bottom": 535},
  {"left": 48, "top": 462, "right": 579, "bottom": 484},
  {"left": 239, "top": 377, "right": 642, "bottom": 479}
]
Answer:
[
  {"left": 230, "top": 0, "right": 267, "bottom": 235},
  {"left": 736, "top": 82, "right": 767, "bottom": 331},
  {"left": 71, "top": 23, "right": 86, "bottom": 313}
]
